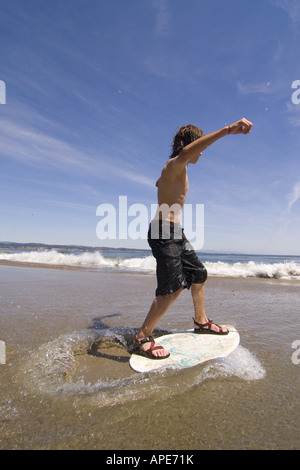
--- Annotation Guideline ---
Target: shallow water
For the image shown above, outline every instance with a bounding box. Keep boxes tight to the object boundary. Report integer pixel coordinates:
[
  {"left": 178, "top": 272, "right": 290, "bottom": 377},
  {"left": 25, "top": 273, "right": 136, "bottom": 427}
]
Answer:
[{"left": 0, "top": 265, "right": 299, "bottom": 450}]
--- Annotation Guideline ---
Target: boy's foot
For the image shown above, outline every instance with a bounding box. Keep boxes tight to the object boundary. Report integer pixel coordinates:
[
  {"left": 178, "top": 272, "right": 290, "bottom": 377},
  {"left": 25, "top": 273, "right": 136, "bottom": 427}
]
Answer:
[
  {"left": 193, "top": 318, "right": 229, "bottom": 335},
  {"left": 133, "top": 334, "right": 170, "bottom": 360}
]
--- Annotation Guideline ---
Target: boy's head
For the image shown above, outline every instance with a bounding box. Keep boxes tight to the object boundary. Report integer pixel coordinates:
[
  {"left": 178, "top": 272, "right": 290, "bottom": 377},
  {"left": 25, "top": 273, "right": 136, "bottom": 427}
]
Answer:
[{"left": 170, "top": 124, "right": 204, "bottom": 159}]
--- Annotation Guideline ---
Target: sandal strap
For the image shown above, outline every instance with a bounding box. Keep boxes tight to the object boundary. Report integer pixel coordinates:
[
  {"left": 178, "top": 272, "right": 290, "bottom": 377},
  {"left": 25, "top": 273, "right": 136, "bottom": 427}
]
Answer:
[
  {"left": 134, "top": 335, "right": 164, "bottom": 352},
  {"left": 134, "top": 334, "right": 154, "bottom": 346},
  {"left": 193, "top": 317, "right": 223, "bottom": 331},
  {"left": 193, "top": 317, "right": 211, "bottom": 329},
  {"left": 148, "top": 344, "right": 164, "bottom": 353},
  {"left": 134, "top": 335, "right": 164, "bottom": 354}
]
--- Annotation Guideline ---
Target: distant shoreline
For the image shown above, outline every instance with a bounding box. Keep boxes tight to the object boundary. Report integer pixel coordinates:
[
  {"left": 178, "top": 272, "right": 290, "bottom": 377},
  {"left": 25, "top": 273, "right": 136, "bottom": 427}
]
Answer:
[
  {"left": 0, "top": 241, "right": 151, "bottom": 254},
  {"left": 0, "top": 241, "right": 297, "bottom": 258}
]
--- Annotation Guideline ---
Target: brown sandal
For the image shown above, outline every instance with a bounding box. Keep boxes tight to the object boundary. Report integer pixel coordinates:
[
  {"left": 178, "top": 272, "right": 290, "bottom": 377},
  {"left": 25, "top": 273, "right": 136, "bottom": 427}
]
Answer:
[
  {"left": 133, "top": 334, "right": 170, "bottom": 360},
  {"left": 193, "top": 318, "right": 229, "bottom": 335}
]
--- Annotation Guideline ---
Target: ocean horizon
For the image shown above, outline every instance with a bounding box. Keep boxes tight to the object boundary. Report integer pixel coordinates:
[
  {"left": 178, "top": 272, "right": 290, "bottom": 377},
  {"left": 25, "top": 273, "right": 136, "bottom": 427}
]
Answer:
[{"left": 1, "top": 241, "right": 300, "bottom": 281}]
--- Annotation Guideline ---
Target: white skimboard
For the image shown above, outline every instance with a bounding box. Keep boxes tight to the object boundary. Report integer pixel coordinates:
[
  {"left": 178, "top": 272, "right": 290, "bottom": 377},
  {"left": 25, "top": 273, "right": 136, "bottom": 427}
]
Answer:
[{"left": 129, "top": 326, "right": 240, "bottom": 373}]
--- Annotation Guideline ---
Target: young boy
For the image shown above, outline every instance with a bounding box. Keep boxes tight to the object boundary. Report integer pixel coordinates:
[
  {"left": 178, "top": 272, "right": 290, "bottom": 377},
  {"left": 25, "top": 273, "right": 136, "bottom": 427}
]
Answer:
[{"left": 134, "top": 118, "right": 253, "bottom": 359}]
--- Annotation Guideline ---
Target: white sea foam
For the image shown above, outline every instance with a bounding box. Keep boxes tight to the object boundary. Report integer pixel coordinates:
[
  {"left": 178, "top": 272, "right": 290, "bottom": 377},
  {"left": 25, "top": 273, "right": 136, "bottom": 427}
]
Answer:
[
  {"left": 205, "top": 260, "right": 300, "bottom": 280},
  {"left": 1, "top": 250, "right": 300, "bottom": 279},
  {"left": 0, "top": 250, "right": 112, "bottom": 268},
  {"left": 0, "top": 250, "right": 156, "bottom": 272},
  {"left": 193, "top": 345, "right": 266, "bottom": 385}
]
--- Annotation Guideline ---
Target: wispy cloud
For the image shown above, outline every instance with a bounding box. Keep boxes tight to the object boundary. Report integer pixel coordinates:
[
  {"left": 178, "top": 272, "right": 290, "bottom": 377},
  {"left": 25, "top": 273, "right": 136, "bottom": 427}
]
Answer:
[
  {"left": 268, "top": 0, "right": 300, "bottom": 24},
  {"left": 237, "top": 80, "right": 273, "bottom": 95},
  {"left": 152, "top": 0, "right": 172, "bottom": 37},
  {"left": 43, "top": 199, "right": 95, "bottom": 212},
  {"left": 0, "top": 109, "right": 154, "bottom": 188},
  {"left": 287, "top": 180, "right": 300, "bottom": 213},
  {"left": 117, "top": 169, "right": 154, "bottom": 188},
  {"left": 286, "top": 101, "right": 300, "bottom": 127},
  {"left": 0, "top": 117, "right": 94, "bottom": 172}
]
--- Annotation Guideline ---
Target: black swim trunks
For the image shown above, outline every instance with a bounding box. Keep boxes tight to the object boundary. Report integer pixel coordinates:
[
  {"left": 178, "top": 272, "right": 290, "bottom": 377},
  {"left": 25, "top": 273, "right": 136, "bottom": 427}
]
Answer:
[{"left": 148, "top": 220, "right": 207, "bottom": 297}]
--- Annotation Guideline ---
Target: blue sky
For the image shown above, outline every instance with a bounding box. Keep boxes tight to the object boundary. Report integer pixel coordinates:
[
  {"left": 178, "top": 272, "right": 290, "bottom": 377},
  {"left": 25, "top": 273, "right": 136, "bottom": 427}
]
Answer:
[{"left": 1, "top": 0, "right": 300, "bottom": 254}]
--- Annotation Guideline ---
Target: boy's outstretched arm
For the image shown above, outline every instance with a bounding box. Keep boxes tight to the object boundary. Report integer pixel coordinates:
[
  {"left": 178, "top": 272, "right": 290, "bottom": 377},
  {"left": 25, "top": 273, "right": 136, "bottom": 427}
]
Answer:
[{"left": 177, "top": 118, "right": 253, "bottom": 166}]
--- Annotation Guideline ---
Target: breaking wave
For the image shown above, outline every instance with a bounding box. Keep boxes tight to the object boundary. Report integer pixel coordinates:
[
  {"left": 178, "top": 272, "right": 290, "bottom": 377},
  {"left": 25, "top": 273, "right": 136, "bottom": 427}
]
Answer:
[
  {"left": 0, "top": 250, "right": 155, "bottom": 272},
  {"left": 205, "top": 260, "right": 300, "bottom": 280},
  {"left": 1, "top": 249, "right": 300, "bottom": 280}
]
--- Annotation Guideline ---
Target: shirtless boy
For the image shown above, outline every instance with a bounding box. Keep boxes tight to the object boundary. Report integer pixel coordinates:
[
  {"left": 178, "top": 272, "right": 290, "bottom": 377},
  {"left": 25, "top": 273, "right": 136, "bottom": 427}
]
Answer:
[{"left": 134, "top": 118, "right": 253, "bottom": 359}]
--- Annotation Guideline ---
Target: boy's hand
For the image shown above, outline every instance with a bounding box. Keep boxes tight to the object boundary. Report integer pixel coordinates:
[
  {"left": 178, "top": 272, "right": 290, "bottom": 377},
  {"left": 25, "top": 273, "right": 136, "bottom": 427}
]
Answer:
[{"left": 229, "top": 118, "right": 253, "bottom": 135}]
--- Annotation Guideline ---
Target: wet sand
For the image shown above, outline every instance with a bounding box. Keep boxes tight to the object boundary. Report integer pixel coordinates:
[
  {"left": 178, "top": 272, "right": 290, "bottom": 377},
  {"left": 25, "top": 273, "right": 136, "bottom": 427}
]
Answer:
[{"left": 0, "top": 263, "right": 300, "bottom": 450}]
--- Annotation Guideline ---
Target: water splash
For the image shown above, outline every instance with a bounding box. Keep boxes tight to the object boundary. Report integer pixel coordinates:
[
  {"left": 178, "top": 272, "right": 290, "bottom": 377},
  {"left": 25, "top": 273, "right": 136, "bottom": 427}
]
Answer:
[
  {"left": 14, "top": 329, "right": 266, "bottom": 410},
  {"left": 193, "top": 345, "right": 266, "bottom": 385}
]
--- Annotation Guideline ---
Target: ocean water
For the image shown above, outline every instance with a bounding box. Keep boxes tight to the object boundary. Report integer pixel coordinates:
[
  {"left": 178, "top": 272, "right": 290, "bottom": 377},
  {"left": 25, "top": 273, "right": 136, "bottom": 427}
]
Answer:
[{"left": 1, "top": 242, "right": 300, "bottom": 280}]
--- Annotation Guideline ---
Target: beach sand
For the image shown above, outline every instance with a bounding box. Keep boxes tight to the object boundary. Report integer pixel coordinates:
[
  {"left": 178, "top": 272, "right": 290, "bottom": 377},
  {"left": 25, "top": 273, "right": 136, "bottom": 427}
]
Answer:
[{"left": 0, "top": 263, "right": 299, "bottom": 450}]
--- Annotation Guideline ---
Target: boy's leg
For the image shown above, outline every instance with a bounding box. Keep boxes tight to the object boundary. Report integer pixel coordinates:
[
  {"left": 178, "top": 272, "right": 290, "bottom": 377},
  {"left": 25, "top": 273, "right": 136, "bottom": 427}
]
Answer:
[
  {"left": 136, "top": 287, "right": 183, "bottom": 358},
  {"left": 191, "top": 283, "right": 228, "bottom": 333},
  {"left": 191, "top": 282, "right": 206, "bottom": 323}
]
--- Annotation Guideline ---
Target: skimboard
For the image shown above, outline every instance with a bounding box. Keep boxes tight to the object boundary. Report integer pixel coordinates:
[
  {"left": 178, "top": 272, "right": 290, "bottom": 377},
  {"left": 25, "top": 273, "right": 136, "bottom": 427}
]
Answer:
[{"left": 129, "top": 326, "right": 240, "bottom": 373}]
